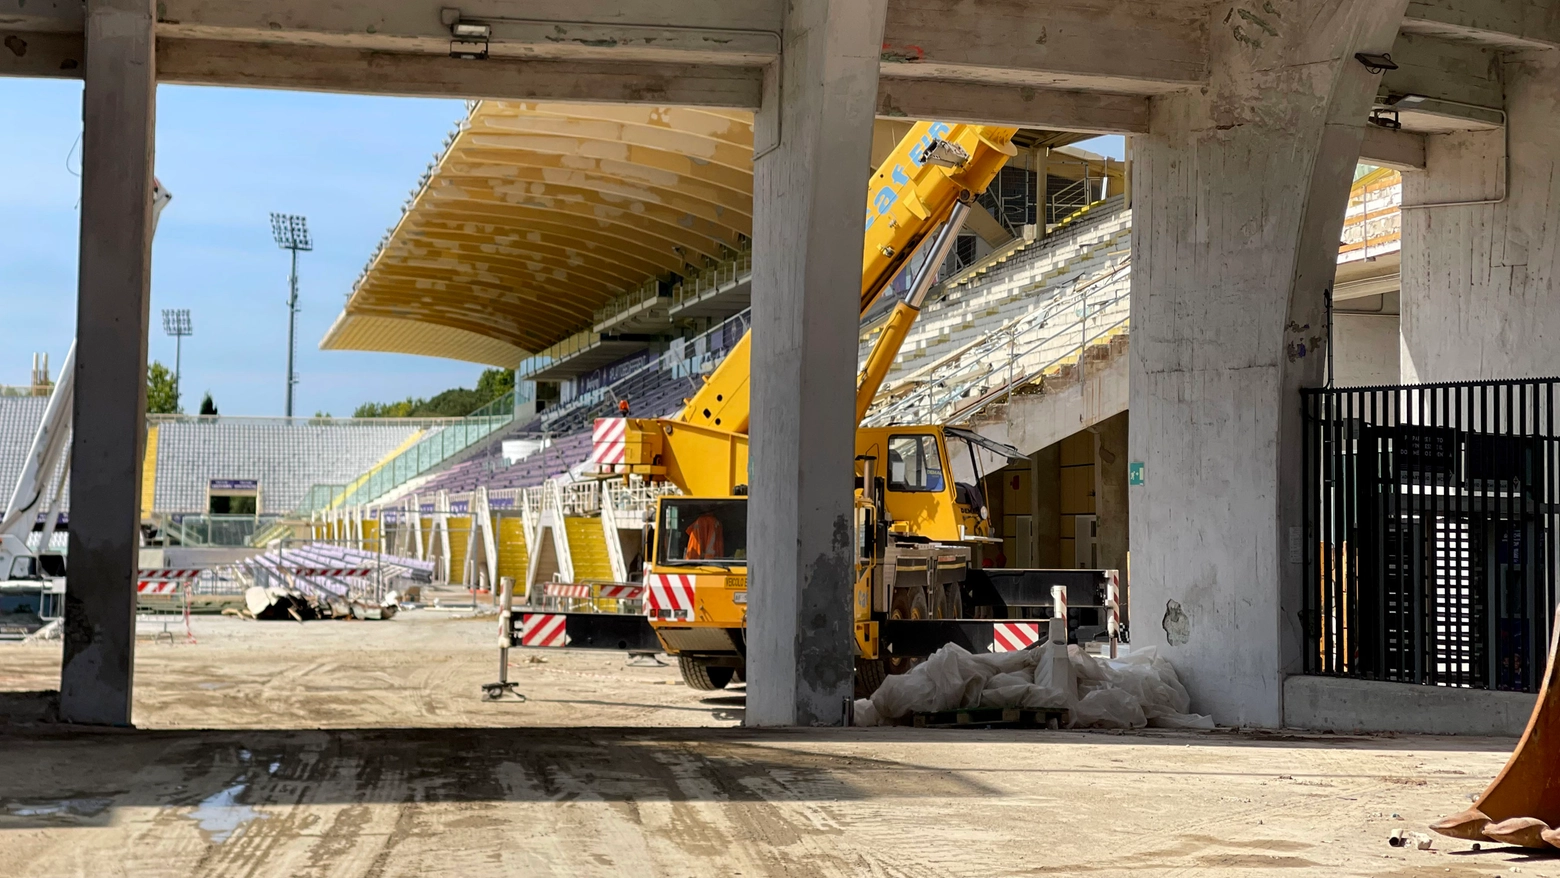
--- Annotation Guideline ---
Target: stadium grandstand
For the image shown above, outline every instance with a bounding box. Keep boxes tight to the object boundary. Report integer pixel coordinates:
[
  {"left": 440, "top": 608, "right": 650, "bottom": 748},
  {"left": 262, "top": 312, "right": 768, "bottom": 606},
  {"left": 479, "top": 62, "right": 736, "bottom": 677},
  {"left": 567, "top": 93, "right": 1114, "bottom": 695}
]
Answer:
[{"left": 0, "top": 99, "right": 1401, "bottom": 596}]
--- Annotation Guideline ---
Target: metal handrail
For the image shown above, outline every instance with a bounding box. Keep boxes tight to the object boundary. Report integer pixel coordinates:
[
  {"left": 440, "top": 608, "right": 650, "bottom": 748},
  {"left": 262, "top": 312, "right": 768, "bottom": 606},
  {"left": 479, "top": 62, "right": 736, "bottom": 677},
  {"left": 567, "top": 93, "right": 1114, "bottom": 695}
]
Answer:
[{"left": 867, "top": 261, "right": 1131, "bottom": 426}]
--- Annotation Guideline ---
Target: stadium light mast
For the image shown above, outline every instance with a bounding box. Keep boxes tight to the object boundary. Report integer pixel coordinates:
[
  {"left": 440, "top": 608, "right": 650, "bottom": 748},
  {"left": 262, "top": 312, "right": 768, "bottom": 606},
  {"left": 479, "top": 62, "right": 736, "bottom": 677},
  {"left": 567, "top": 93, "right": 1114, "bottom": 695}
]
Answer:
[
  {"left": 161, "top": 308, "right": 192, "bottom": 411},
  {"left": 269, "top": 213, "right": 312, "bottom": 418}
]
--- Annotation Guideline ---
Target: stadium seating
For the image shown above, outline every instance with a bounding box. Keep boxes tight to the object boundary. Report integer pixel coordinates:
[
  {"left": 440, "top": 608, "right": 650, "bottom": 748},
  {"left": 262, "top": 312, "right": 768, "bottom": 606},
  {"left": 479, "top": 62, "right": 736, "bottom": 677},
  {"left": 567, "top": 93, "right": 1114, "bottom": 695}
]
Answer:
[{"left": 150, "top": 417, "right": 425, "bottom": 514}]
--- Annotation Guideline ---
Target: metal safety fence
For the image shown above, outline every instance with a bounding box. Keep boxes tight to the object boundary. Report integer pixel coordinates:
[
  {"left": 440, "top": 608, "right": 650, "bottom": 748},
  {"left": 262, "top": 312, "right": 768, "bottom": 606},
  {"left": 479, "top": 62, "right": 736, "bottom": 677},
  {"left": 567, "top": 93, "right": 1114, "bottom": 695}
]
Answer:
[{"left": 1302, "top": 378, "right": 1560, "bottom": 693}]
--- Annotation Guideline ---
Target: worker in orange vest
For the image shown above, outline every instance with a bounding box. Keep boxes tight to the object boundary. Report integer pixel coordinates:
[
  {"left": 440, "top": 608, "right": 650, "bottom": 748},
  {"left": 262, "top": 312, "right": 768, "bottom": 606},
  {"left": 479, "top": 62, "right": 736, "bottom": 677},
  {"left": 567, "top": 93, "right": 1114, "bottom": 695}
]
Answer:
[{"left": 684, "top": 512, "right": 724, "bottom": 560}]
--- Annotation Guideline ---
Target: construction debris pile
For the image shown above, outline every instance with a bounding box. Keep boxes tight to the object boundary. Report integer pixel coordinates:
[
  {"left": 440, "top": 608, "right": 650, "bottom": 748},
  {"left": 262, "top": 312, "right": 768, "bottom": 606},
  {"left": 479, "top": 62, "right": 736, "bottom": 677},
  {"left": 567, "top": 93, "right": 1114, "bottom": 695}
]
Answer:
[{"left": 855, "top": 641, "right": 1215, "bottom": 730}]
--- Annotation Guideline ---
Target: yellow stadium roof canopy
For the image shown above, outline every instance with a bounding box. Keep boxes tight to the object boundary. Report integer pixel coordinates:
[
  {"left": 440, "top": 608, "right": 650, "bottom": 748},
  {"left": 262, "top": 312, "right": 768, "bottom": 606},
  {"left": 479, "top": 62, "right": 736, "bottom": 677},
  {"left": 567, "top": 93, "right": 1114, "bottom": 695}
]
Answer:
[
  {"left": 322, "top": 102, "right": 1100, "bottom": 373},
  {"left": 321, "top": 101, "right": 755, "bottom": 368}
]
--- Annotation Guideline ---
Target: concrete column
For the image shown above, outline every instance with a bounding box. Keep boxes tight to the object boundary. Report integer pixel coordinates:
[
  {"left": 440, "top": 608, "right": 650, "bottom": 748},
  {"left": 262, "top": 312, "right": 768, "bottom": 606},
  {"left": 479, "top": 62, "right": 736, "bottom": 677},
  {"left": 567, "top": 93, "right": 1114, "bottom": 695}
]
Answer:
[
  {"left": 60, "top": 0, "right": 156, "bottom": 726},
  {"left": 1400, "top": 53, "right": 1555, "bottom": 383},
  {"left": 1029, "top": 444, "right": 1062, "bottom": 568},
  {"left": 1092, "top": 412, "right": 1129, "bottom": 618},
  {"left": 746, "top": 0, "right": 887, "bottom": 727},
  {"left": 1128, "top": 0, "right": 1407, "bottom": 727}
]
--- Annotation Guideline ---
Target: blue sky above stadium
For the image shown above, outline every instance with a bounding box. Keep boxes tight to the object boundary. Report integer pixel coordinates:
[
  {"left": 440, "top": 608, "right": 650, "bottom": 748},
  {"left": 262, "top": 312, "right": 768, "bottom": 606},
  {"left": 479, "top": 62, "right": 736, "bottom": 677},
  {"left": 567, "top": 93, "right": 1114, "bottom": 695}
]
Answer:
[
  {"left": 0, "top": 80, "right": 473, "bottom": 417},
  {"left": 0, "top": 78, "right": 1124, "bottom": 417}
]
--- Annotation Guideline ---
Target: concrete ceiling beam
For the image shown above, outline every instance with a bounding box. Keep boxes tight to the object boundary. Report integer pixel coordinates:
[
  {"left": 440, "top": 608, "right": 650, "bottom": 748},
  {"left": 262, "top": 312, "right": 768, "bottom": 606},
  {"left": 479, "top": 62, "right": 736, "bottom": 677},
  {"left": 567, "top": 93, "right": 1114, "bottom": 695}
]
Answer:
[
  {"left": 1360, "top": 124, "right": 1428, "bottom": 169},
  {"left": 1377, "top": 32, "right": 1506, "bottom": 132},
  {"left": 155, "top": 38, "right": 766, "bottom": 108},
  {"left": 880, "top": 0, "right": 1208, "bottom": 95},
  {"left": 1402, "top": 0, "right": 1560, "bottom": 50},
  {"left": 876, "top": 78, "right": 1148, "bottom": 133}
]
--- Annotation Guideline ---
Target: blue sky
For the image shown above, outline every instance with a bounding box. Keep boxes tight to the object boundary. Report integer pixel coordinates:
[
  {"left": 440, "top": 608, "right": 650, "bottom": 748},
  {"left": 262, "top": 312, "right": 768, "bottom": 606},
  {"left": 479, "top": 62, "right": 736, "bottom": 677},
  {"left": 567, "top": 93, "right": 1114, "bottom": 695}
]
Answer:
[{"left": 0, "top": 80, "right": 477, "bottom": 417}]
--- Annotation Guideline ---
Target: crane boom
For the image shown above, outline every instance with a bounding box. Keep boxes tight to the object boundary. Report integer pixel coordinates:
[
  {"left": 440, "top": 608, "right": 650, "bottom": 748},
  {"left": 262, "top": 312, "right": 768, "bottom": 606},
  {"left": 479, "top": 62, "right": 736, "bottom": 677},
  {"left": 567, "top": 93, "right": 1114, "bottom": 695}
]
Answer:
[
  {"left": 605, "top": 123, "right": 1018, "bottom": 493},
  {"left": 671, "top": 122, "right": 1017, "bottom": 441}
]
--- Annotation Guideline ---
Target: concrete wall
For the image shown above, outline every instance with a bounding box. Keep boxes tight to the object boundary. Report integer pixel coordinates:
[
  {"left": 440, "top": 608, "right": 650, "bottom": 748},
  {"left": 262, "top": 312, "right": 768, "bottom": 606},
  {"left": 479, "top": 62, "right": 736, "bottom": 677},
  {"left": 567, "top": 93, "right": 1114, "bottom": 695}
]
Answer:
[
  {"left": 1127, "top": 0, "right": 1408, "bottom": 728},
  {"left": 1284, "top": 675, "right": 1534, "bottom": 737},
  {"left": 1334, "top": 313, "right": 1401, "bottom": 386},
  {"left": 1402, "top": 52, "right": 1560, "bottom": 384}
]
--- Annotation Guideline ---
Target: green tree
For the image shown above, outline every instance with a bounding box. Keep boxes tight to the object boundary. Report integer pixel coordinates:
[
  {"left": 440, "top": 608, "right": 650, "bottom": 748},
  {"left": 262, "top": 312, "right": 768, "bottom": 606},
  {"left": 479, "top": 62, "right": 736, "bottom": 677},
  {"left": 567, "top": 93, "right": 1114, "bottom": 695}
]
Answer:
[
  {"left": 147, "top": 361, "right": 180, "bottom": 414},
  {"left": 199, "top": 393, "right": 218, "bottom": 416},
  {"left": 353, "top": 369, "right": 517, "bottom": 418},
  {"left": 476, "top": 367, "right": 516, "bottom": 401}
]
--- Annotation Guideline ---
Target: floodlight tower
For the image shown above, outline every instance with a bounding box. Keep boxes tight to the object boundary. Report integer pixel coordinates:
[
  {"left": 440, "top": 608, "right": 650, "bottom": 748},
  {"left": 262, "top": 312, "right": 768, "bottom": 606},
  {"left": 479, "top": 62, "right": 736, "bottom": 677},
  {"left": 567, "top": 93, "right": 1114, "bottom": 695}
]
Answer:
[
  {"left": 161, "top": 308, "right": 192, "bottom": 410},
  {"left": 269, "top": 213, "right": 312, "bottom": 418}
]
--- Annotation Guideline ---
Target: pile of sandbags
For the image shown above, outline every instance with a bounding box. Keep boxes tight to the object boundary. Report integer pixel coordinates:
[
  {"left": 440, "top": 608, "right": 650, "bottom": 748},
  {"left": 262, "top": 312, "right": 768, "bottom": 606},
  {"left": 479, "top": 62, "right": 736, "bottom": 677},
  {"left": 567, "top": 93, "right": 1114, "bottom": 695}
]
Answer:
[{"left": 854, "top": 640, "right": 1214, "bottom": 730}]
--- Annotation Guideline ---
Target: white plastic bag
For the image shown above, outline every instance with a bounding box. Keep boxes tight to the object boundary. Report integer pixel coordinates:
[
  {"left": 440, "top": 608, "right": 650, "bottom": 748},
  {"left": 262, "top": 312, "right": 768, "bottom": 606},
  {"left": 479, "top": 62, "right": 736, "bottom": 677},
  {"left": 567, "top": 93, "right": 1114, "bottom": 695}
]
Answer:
[
  {"left": 870, "top": 644, "right": 987, "bottom": 719},
  {"left": 852, "top": 697, "right": 881, "bottom": 727},
  {"left": 1071, "top": 686, "right": 1147, "bottom": 729}
]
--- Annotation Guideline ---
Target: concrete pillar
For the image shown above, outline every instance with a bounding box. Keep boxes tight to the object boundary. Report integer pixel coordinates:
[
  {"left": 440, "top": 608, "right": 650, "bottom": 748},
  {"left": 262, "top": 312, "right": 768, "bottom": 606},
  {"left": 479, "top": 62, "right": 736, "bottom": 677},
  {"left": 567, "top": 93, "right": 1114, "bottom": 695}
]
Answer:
[
  {"left": 1092, "top": 412, "right": 1129, "bottom": 618},
  {"left": 1028, "top": 444, "right": 1062, "bottom": 568},
  {"left": 60, "top": 0, "right": 156, "bottom": 726},
  {"left": 1400, "top": 53, "right": 1555, "bottom": 383},
  {"left": 746, "top": 0, "right": 887, "bottom": 727},
  {"left": 1128, "top": 0, "right": 1407, "bottom": 727}
]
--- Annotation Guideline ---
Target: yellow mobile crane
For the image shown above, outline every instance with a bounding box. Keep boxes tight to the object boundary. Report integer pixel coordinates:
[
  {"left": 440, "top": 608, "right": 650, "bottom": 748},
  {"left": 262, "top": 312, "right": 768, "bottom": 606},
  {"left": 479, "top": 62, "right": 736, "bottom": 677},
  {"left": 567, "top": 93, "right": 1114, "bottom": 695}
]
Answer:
[
  {"left": 488, "top": 123, "right": 1120, "bottom": 701},
  {"left": 586, "top": 121, "right": 1121, "bottom": 694}
]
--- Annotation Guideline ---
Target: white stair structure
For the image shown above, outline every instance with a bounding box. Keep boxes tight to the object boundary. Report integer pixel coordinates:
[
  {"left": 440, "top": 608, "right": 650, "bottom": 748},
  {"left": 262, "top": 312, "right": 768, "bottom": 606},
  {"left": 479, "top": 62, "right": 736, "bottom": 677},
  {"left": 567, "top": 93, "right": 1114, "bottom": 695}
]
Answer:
[{"left": 863, "top": 196, "right": 1132, "bottom": 442}]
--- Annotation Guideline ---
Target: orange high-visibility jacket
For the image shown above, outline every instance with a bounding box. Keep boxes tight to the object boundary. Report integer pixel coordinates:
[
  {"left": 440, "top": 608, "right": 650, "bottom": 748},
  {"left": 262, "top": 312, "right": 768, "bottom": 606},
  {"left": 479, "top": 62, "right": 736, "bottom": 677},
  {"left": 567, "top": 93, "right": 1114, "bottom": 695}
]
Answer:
[{"left": 685, "top": 513, "right": 724, "bottom": 560}]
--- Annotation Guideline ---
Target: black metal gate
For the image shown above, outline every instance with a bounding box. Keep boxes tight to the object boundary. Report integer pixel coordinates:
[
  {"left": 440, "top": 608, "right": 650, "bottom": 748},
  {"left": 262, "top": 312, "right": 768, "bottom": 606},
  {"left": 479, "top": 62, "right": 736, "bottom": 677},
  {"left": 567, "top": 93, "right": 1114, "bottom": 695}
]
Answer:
[{"left": 1302, "top": 379, "right": 1560, "bottom": 692}]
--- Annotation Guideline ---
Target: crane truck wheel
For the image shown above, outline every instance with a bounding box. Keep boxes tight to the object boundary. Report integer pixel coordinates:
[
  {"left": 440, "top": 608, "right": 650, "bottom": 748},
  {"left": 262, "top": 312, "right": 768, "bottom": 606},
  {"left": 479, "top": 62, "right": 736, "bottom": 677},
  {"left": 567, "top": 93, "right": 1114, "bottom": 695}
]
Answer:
[
  {"left": 679, "top": 656, "right": 734, "bottom": 690},
  {"left": 887, "top": 589, "right": 930, "bottom": 674},
  {"left": 855, "top": 658, "right": 888, "bottom": 697}
]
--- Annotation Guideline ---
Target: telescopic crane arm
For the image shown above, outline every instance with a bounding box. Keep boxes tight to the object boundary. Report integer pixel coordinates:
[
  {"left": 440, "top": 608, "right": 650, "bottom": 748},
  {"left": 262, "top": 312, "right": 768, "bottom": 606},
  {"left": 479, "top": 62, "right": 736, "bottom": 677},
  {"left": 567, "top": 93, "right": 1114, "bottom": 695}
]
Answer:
[{"left": 605, "top": 124, "right": 1018, "bottom": 495}]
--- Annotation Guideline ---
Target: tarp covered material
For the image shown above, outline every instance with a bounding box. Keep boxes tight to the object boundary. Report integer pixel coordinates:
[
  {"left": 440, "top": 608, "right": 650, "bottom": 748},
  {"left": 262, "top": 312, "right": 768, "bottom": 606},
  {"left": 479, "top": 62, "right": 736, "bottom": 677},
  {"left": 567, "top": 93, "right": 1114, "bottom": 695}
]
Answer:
[{"left": 855, "top": 642, "right": 1214, "bottom": 730}]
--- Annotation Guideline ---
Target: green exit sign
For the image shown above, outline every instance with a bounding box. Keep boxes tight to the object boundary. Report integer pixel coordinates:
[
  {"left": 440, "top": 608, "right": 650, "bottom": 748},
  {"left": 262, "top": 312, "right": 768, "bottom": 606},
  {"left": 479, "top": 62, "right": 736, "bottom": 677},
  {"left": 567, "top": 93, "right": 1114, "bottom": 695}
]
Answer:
[{"left": 1128, "top": 462, "right": 1145, "bottom": 486}]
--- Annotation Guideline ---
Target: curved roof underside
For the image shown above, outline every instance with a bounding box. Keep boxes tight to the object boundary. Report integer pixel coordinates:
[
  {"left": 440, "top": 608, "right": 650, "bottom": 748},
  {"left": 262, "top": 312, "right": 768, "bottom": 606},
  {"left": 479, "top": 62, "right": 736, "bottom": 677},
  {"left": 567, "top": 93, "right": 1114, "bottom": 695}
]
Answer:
[{"left": 322, "top": 101, "right": 754, "bottom": 367}]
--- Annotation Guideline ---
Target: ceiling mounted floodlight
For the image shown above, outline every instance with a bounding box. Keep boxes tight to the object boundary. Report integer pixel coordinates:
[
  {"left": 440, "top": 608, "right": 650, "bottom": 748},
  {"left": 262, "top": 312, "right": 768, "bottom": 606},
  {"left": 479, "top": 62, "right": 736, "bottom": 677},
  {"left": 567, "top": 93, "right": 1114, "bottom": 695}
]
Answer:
[
  {"left": 1355, "top": 52, "right": 1398, "bottom": 74},
  {"left": 442, "top": 7, "right": 490, "bottom": 59}
]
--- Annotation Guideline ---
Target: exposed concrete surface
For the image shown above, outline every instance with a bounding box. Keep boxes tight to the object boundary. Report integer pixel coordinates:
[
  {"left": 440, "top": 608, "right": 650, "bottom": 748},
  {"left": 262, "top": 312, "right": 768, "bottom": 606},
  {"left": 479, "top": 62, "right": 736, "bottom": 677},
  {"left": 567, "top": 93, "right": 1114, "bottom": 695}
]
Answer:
[
  {"left": 0, "top": 612, "right": 1540, "bottom": 876},
  {"left": 1128, "top": 0, "right": 1410, "bottom": 728},
  {"left": 1335, "top": 313, "right": 1402, "bottom": 386},
  {"left": 61, "top": 0, "right": 157, "bottom": 727},
  {"left": 1400, "top": 50, "right": 1560, "bottom": 384},
  {"left": 746, "top": 0, "right": 886, "bottom": 727},
  {"left": 1284, "top": 675, "right": 1536, "bottom": 738},
  {"left": 970, "top": 342, "right": 1129, "bottom": 457}
]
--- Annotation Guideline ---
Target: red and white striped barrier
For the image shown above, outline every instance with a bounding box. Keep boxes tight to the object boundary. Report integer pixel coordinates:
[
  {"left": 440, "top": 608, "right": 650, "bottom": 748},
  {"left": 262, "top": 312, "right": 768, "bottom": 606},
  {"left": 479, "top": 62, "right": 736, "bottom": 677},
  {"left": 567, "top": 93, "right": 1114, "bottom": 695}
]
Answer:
[
  {"left": 991, "top": 621, "right": 1042, "bottom": 653},
  {"left": 277, "top": 567, "right": 373, "bottom": 577},
  {"left": 597, "top": 583, "right": 643, "bottom": 600},
  {"left": 543, "top": 583, "right": 645, "bottom": 600},
  {"left": 545, "top": 583, "right": 593, "bottom": 598},
  {"left": 645, "top": 573, "right": 696, "bottom": 615},
  {"left": 520, "top": 613, "right": 569, "bottom": 648},
  {"left": 1050, "top": 584, "right": 1068, "bottom": 619},
  {"left": 589, "top": 418, "right": 628, "bottom": 469},
  {"left": 137, "top": 569, "right": 200, "bottom": 593}
]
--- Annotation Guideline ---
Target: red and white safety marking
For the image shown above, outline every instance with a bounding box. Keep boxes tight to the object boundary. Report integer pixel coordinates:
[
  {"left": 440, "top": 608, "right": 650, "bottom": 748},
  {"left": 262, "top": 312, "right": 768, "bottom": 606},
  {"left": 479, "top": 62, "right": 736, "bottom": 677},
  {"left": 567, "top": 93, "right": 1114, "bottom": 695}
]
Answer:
[
  {"left": 589, "top": 417, "right": 628, "bottom": 468},
  {"left": 277, "top": 567, "right": 373, "bottom": 577},
  {"left": 136, "top": 568, "right": 200, "bottom": 594},
  {"left": 596, "top": 583, "right": 643, "bottom": 600},
  {"left": 544, "top": 583, "right": 593, "bottom": 598},
  {"left": 645, "top": 573, "right": 696, "bottom": 615},
  {"left": 991, "top": 621, "right": 1042, "bottom": 653},
  {"left": 520, "top": 613, "right": 569, "bottom": 648}
]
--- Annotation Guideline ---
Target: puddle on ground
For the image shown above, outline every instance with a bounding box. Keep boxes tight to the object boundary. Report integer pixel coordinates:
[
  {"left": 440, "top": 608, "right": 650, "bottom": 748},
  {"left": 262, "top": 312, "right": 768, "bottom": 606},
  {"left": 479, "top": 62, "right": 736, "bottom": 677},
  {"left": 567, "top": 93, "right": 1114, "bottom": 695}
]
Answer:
[
  {"left": 3, "top": 798, "right": 113, "bottom": 819},
  {"left": 187, "top": 783, "right": 268, "bottom": 843}
]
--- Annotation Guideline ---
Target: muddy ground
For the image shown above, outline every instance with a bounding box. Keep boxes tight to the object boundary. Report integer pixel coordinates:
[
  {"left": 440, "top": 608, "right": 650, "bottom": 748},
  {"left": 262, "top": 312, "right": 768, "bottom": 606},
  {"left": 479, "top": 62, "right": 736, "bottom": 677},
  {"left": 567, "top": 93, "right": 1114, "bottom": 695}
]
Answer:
[{"left": 0, "top": 610, "right": 1547, "bottom": 877}]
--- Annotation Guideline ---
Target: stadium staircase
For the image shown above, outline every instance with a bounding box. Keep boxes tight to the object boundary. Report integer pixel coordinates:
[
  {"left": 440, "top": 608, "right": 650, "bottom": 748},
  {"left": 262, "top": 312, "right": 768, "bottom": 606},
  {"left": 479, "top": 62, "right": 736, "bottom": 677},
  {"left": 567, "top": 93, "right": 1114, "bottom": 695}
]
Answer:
[{"left": 563, "top": 515, "right": 614, "bottom": 582}]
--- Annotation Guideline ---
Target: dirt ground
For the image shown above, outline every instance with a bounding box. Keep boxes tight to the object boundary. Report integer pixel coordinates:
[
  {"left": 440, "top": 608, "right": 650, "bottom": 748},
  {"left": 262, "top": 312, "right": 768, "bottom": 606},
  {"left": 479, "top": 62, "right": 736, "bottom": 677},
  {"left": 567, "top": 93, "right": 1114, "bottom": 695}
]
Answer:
[{"left": 0, "top": 610, "right": 1550, "bottom": 877}]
